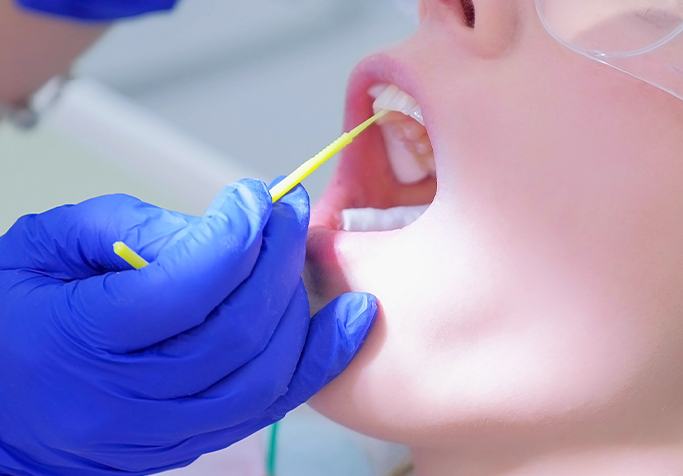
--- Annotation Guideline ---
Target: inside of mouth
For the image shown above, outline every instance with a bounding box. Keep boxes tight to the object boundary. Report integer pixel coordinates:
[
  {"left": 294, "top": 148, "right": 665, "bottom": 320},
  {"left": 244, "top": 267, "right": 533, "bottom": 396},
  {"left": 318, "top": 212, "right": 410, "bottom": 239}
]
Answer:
[{"left": 340, "top": 85, "right": 437, "bottom": 233}]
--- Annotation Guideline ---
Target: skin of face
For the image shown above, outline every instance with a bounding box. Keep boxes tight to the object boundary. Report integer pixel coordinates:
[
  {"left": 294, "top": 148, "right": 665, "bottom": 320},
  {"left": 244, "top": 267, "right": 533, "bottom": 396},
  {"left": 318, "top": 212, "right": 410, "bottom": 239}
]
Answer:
[{"left": 305, "top": 0, "right": 683, "bottom": 467}]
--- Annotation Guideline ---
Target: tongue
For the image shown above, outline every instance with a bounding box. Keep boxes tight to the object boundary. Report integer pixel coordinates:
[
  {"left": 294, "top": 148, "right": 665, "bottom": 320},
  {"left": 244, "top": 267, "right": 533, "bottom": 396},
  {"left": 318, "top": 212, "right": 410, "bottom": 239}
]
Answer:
[{"left": 341, "top": 205, "right": 430, "bottom": 232}]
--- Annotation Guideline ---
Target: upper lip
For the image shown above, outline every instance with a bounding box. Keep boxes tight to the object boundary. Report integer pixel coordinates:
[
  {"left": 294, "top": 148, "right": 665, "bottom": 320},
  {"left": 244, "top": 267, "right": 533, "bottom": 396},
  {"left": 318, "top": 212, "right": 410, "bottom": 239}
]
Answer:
[
  {"left": 311, "top": 53, "right": 435, "bottom": 229},
  {"left": 343, "top": 53, "right": 427, "bottom": 134}
]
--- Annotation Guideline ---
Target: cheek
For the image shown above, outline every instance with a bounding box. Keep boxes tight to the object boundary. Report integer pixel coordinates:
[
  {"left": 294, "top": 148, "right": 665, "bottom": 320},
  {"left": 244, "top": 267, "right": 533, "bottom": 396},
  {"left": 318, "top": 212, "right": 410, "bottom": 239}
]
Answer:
[
  {"left": 459, "top": 56, "right": 683, "bottom": 410},
  {"left": 311, "top": 209, "right": 666, "bottom": 444},
  {"left": 433, "top": 36, "right": 683, "bottom": 333},
  {"left": 313, "top": 27, "right": 683, "bottom": 442}
]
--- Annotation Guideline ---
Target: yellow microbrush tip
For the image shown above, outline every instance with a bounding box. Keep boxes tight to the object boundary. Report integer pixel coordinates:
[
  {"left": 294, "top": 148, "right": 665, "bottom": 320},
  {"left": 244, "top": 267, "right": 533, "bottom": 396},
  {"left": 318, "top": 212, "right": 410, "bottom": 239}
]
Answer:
[
  {"left": 268, "top": 110, "right": 387, "bottom": 203},
  {"left": 113, "top": 241, "right": 150, "bottom": 270}
]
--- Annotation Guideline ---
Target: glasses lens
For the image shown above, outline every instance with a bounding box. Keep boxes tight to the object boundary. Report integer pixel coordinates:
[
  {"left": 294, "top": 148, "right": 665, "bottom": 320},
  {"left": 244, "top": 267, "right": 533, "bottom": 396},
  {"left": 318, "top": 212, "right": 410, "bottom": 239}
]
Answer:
[
  {"left": 537, "top": 0, "right": 683, "bottom": 100},
  {"left": 537, "top": 0, "right": 683, "bottom": 55}
]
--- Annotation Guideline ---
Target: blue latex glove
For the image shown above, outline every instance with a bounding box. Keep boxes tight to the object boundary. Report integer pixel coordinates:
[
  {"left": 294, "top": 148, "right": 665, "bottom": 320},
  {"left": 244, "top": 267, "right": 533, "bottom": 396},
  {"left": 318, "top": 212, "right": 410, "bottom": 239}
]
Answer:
[
  {"left": 0, "top": 179, "right": 377, "bottom": 475},
  {"left": 15, "top": 0, "right": 178, "bottom": 21}
]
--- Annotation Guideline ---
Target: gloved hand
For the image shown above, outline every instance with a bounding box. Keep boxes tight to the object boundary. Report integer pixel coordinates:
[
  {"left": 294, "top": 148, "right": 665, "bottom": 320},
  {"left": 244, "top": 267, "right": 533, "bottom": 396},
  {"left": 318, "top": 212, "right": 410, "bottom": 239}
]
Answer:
[
  {"left": 0, "top": 179, "right": 378, "bottom": 476},
  {"left": 15, "top": 0, "right": 178, "bottom": 21}
]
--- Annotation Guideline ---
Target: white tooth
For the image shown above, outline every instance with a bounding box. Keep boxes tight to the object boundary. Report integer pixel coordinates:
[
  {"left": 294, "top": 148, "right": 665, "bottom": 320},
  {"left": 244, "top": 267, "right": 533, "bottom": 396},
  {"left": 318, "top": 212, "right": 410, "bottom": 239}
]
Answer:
[
  {"left": 410, "top": 108, "right": 424, "bottom": 125},
  {"left": 372, "top": 84, "right": 424, "bottom": 126},
  {"left": 396, "top": 92, "right": 412, "bottom": 111},
  {"left": 369, "top": 84, "right": 389, "bottom": 99},
  {"left": 341, "top": 205, "right": 430, "bottom": 232}
]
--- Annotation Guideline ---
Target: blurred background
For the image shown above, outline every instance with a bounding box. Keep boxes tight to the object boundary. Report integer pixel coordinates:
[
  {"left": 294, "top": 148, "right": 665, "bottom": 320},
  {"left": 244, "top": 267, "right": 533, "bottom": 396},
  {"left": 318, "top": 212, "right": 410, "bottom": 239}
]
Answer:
[
  {"left": 3, "top": 0, "right": 417, "bottom": 226},
  {"left": 2, "top": 0, "right": 416, "bottom": 474}
]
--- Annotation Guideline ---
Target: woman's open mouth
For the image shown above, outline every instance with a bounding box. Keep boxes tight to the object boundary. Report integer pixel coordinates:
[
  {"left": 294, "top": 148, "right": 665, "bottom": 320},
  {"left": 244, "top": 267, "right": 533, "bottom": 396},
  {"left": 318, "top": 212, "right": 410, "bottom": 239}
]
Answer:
[
  {"left": 340, "top": 83, "right": 436, "bottom": 232},
  {"left": 305, "top": 55, "right": 442, "bottom": 306}
]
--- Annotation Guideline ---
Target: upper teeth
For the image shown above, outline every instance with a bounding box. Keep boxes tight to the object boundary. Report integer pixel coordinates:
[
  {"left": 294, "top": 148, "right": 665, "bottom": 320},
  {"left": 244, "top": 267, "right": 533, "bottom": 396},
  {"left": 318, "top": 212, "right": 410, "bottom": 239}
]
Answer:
[
  {"left": 370, "top": 84, "right": 435, "bottom": 185},
  {"left": 370, "top": 84, "right": 424, "bottom": 126}
]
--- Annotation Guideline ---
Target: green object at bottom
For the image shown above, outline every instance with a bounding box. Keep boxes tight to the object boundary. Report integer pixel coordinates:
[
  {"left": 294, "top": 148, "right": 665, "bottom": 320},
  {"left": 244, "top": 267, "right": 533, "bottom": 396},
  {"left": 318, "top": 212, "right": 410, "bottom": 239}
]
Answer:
[{"left": 266, "top": 422, "right": 279, "bottom": 476}]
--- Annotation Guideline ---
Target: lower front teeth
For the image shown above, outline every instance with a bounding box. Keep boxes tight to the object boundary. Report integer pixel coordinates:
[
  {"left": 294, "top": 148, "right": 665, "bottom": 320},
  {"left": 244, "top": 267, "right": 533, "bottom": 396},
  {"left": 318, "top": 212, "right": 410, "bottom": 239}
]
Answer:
[{"left": 341, "top": 205, "right": 429, "bottom": 232}]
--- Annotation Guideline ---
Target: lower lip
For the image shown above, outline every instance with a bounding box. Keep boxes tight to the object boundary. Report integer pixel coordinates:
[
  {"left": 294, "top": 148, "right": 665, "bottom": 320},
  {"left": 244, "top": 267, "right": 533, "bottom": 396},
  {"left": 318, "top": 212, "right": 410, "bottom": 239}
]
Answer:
[{"left": 306, "top": 202, "right": 437, "bottom": 302}]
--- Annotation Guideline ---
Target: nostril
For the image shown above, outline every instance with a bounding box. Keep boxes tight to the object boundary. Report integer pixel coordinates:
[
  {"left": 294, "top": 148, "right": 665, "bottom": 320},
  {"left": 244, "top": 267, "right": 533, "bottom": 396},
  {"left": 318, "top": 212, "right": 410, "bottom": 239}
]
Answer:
[{"left": 461, "top": 0, "right": 475, "bottom": 27}]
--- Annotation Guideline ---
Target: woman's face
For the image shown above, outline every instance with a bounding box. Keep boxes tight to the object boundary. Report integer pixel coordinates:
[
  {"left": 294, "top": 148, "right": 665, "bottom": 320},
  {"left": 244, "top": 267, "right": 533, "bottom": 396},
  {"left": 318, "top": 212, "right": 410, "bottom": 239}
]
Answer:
[{"left": 305, "top": 0, "right": 683, "bottom": 448}]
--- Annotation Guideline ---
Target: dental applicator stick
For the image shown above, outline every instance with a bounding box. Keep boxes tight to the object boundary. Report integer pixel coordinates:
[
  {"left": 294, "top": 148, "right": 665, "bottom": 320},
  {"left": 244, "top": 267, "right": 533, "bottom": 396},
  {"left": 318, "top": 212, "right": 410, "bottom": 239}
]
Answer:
[
  {"left": 269, "top": 111, "right": 387, "bottom": 203},
  {"left": 113, "top": 241, "right": 150, "bottom": 269},
  {"left": 112, "top": 112, "right": 387, "bottom": 270}
]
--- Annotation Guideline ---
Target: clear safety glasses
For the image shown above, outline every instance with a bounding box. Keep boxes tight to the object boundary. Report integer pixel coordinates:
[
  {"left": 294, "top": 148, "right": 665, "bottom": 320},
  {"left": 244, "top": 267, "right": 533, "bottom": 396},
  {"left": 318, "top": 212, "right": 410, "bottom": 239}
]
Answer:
[
  {"left": 392, "top": 0, "right": 683, "bottom": 101},
  {"left": 535, "top": 0, "right": 683, "bottom": 101}
]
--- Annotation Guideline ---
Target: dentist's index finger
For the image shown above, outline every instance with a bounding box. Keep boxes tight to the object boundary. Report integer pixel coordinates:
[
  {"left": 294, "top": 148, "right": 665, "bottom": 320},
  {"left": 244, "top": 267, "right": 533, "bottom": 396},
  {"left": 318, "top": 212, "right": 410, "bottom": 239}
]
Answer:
[
  {"left": 265, "top": 293, "right": 378, "bottom": 419},
  {"left": 67, "top": 179, "right": 274, "bottom": 353},
  {"left": 0, "top": 194, "right": 193, "bottom": 279}
]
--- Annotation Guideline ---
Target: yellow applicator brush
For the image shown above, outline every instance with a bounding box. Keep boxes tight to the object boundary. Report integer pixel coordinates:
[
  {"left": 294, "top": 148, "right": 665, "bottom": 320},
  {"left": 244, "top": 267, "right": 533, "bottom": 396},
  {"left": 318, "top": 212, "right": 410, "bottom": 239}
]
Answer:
[
  {"left": 269, "top": 110, "right": 387, "bottom": 202},
  {"left": 113, "top": 111, "right": 386, "bottom": 268}
]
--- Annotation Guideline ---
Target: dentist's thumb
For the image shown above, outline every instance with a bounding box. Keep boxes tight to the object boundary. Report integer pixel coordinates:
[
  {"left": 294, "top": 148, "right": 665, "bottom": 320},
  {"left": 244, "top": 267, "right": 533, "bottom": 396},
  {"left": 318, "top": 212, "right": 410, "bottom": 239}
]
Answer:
[{"left": 263, "top": 292, "right": 379, "bottom": 419}]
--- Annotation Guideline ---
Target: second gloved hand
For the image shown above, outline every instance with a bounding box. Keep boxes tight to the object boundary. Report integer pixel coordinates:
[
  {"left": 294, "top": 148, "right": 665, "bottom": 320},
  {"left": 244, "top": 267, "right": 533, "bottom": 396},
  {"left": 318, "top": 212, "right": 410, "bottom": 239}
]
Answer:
[
  {"left": 0, "top": 180, "right": 378, "bottom": 475},
  {"left": 15, "top": 0, "right": 178, "bottom": 21}
]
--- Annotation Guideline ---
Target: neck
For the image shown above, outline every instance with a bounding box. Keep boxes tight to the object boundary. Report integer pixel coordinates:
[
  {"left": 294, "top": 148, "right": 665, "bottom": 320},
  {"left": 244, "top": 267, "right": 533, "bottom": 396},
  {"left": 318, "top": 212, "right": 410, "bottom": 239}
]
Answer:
[{"left": 412, "top": 442, "right": 683, "bottom": 476}]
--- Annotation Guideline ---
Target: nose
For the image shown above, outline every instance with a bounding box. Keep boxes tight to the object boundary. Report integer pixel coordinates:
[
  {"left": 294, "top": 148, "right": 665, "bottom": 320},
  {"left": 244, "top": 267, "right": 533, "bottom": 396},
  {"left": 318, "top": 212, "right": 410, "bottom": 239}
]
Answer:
[{"left": 419, "top": 0, "right": 520, "bottom": 58}]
